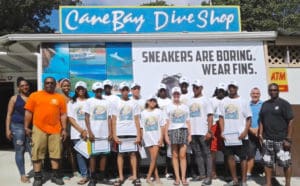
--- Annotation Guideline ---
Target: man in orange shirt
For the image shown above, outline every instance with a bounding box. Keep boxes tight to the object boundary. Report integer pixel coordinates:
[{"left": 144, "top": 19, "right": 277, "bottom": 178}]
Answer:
[{"left": 24, "top": 77, "right": 67, "bottom": 186}]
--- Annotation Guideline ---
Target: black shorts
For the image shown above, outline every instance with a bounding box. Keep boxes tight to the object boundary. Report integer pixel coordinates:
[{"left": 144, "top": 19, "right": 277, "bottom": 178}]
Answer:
[
  {"left": 223, "top": 140, "right": 248, "bottom": 161},
  {"left": 247, "top": 133, "right": 261, "bottom": 159}
]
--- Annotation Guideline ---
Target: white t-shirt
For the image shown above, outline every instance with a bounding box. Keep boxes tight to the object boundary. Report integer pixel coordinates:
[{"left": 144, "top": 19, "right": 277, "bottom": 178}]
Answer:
[
  {"left": 103, "top": 94, "right": 120, "bottom": 108},
  {"left": 140, "top": 108, "right": 165, "bottom": 147},
  {"left": 165, "top": 103, "right": 190, "bottom": 130},
  {"left": 180, "top": 92, "right": 192, "bottom": 106},
  {"left": 82, "top": 97, "right": 111, "bottom": 138},
  {"left": 157, "top": 97, "right": 172, "bottom": 110},
  {"left": 131, "top": 97, "right": 146, "bottom": 112},
  {"left": 111, "top": 99, "right": 140, "bottom": 136},
  {"left": 210, "top": 97, "right": 223, "bottom": 124},
  {"left": 218, "top": 97, "right": 252, "bottom": 139},
  {"left": 188, "top": 96, "right": 213, "bottom": 135},
  {"left": 67, "top": 99, "right": 87, "bottom": 140}
]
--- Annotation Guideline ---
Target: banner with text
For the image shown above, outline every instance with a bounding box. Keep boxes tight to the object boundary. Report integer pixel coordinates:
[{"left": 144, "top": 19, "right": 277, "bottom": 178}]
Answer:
[
  {"left": 132, "top": 41, "right": 268, "bottom": 100},
  {"left": 60, "top": 6, "right": 241, "bottom": 34}
]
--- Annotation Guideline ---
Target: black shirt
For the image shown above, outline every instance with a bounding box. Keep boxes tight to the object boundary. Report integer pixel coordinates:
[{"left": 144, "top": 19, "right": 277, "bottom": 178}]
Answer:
[{"left": 259, "top": 97, "right": 293, "bottom": 141}]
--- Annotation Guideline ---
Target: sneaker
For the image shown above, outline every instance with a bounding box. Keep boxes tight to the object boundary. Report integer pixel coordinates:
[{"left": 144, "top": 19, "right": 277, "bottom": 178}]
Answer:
[
  {"left": 88, "top": 179, "right": 97, "bottom": 186},
  {"left": 223, "top": 180, "right": 239, "bottom": 186},
  {"left": 201, "top": 178, "right": 212, "bottom": 186},
  {"left": 51, "top": 176, "right": 64, "bottom": 185},
  {"left": 33, "top": 179, "right": 43, "bottom": 186}
]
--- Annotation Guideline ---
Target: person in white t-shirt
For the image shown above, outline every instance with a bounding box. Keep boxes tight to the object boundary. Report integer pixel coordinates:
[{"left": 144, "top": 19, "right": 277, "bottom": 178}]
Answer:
[
  {"left": 130, "top": 82, "right": 146, "bottom": 112},
  {"left": 83, "top": 82, "right": 113, "bottom": 186},
  {"left": 218, "top": 81, "right": 252, "bottom": 186},
  {"left": 111, "top": 82, "right": 142, "bottom": 186},
  {"left": 140, "top": 97, "right": 165, "bottom": 184},
  {"left": 210, "top": 83, "right": 227, "bottom": 179},
  {"left": 165, "top": 87, "right": 191, "bottom": 186},
  {"left": 179, "top": 76, "right": 192, "bottom": 106},
  {"left": 67, "top": 81, "right": 89, "bottom": 185},
  {"left": 188, "top": 80, "right": 213, "bottom": 186},
  {"left": 103, "top": 79, "right": 120, "bottom": 105}
]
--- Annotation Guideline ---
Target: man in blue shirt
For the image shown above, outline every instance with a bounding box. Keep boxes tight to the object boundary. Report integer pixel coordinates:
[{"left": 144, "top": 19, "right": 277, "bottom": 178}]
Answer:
[{"left": 247, "top": 87, "right": 263, "bottom": 179}]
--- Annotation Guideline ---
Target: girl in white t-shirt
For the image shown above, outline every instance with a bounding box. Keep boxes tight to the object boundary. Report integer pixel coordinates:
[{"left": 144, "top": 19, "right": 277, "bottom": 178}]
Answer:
[
  {"left": 67, "top": 81, "right": 89, "bottom": 185},
  {"left": 165, "top": 87, "right": 191, "bottom": 186},
  {"left": 140, "top": 97, "right": 165, "bottom": 184}
]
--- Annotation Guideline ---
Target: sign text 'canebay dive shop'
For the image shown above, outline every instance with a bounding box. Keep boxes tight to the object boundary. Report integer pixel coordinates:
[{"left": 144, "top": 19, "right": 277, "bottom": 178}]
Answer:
[{"left": 60, "top": 6, "right": 241, "bottom": 34}]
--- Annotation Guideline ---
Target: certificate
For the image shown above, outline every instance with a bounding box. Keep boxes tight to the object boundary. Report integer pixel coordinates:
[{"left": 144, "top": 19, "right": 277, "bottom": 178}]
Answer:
[
  {"left": 138, "top": 145, "right": 147, "bottom": 159},
  {"left": 92, "top": 139, "right": 111, "bottom": 154},
  {"left": 74, "top": 140, "right": 90, "bottom": 159},
  {"left": 224, "top": 132, "right": 242, "bottom": 146},
  {"left": 118, "top": 138, "right": 137, "bottom": 153}
]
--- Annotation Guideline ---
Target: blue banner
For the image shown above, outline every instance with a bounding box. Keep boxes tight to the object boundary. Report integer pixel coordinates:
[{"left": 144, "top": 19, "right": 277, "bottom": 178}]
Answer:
[{"left": 60, "top": 6, "right": 241, "bottom": 34}]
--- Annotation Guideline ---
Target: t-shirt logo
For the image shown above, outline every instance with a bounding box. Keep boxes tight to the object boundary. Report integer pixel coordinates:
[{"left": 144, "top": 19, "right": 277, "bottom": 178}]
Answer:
[
  {"left": 275, "top": 106, "right": 279, "bottom": 110},
  {"left": 225, "top": 104, "right": 239, "bottom": 119},
  {"left": 144, "top": 116, "right": 158, "bottom": 131},
  {"left": 120, "top": 105, "right": 133, "bottom": 121},
  {"left": 189, "top": 103, "right": 201, "bottom": 117},
  {"left": 50, "top": 98, "right": 58, "bottom": 105},
  {"left": 171, "top": 109, "right": 186, "bottom": 123},
  {"left": 75, "top": 106, "right": 85, "bottom": 120},
  {"left": 92, "top": 106, "right": 107, "bottom": 120}
]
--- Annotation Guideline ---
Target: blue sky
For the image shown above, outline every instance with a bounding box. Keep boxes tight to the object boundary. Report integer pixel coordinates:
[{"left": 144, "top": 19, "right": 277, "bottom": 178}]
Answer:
[{"left": 49, "top": 0, "right": 207, "bottom": 31}]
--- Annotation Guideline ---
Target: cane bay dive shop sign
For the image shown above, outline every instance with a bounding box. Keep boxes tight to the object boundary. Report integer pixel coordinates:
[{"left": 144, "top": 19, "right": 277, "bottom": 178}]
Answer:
[{"left": 60, "top": 6, "right": 241, "bottom": 34}]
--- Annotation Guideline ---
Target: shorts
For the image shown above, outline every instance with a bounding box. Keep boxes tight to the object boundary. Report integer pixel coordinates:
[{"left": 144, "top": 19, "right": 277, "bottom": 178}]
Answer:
[
  {"left": 31, "top": 126, "right": 62, "bottom": 161},
  {"left": 210, "top": 123, "right": 223, "bottom": 152},
  {"left": 262, "top": 139, "right": 291, "bottom": 168},
  {"left": 168, "top": 128, "right": 188, "bottom": 145},
  {"left": 223, "top": 140, "right": 248, "bottom": 161},
  {"left": 247, "top": 133, "right": 261, "bottom": 159}
]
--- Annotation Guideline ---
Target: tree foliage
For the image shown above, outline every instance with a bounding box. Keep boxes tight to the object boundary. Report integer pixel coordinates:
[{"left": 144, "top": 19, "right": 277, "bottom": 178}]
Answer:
[
  {"left": 202, "top": 0, "right": 300, "bottom": 32},
  {"left": 0, "top": 0, "right": 59, "bottom": 35},
  {"left": 141, "top": 0, "right": 170, "bottom": 6}
]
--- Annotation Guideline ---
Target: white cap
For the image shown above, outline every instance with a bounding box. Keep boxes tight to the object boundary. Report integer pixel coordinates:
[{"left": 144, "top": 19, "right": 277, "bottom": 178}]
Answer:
[
  {"left": 103, "top": 80, "right": 113, "bottom": 87},
  {"left": 228, "top": 80, "right": 238, "bottom": 88},
  {"left": 147, "top": 94, "right": 157, "bottom": 100},
  {"left": 92, "top": 82, "right": 103, "bottom": 91},
  {"left": 130, "top": 82, "right": 141, "bottom": 89},
  {"left": 171, "top": 87, "right": 181, "bottom": 94},
  {"left": 158, "top": 83, "right": 167, "bottom": 90},
  {"left": 217, "top": 83, "right": 227, "bottom": 90},
  {"left": 192, "top": 79, "right": 203, "bottom": 87},
  {"left": 75, "top": 81, "right": 87, "bottom": 89},
  {"left": 179, "top": 76, "right": 189, "bottom": 84},
  {"left": 119, "top": 82, "right": 130, "bottom": 90}
]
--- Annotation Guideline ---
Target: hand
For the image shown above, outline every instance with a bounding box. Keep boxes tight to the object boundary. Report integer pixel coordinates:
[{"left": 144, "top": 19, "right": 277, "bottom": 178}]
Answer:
[
  {"left": 239, "top": 130, "right": 248, "bottom": 140},
  {"left": 220, "top": 132, "right": 226, "bottom": 141},
  {"left": 135, "top": 136, "right": 141, "bottom": 144},
  {"left": 6, "top": 130, "right": 13, "bottom": 141},
  {"left": 205, "top": 132, "right": 213, "bottom": 141},
  {"left": 188, "top": 135, "right": 192, "bottom": 144},
  {"left": 80, "top": 130, "right": 88, "bottom": 140},
  {"left": 88, "top": 132, "right": 95, "bottom": 142},
  {"left": 283, "top": 140, "right": 291, "bottom": 151},
  {"left": 24, "top": 128, "right": 32, "bottom": 137},
  {"left": 108, "top": 135, "right": 113, "bottom": 141},
  {"left": 113, "top": 136, "right": 121, "bottom": 144},
  {"left": 61, "top": 129, "right": 68, "bottom": 141},
  {"left": 158, "top": 138, "right": 163, "bottom": 147},
  {"left": 165, "top": 136, "right": 171, "bottom": 145}
]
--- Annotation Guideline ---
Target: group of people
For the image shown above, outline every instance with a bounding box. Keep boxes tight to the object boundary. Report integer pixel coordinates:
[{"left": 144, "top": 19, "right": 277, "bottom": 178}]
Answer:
[{"left": 5, "top": 76, "right": 294, "bottom": 186}]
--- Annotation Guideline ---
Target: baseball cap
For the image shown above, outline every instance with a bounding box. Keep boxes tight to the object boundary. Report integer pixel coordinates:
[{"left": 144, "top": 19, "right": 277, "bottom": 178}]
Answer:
[
  {"left": 92, "top": 82, "right": 103, "bottom": 91},
  {"left": 130, "top": 82, "right": 141, "bottom": 89},
  {"left": 217, "top": 83, "right": 227, "bottom": 90},
  {"left": 119, "top": 82, "right": 130, "bottom": 90},
  {"left": 179, "top": 76, "right": 189, "bottom": 85},
  {"left": 158, "top": 83, "right": 167, "bottom": 90},
  {"left": 75, "top": 81, "right": 87, "bottom": 89},
  {"left": 192, "top": 79, "right": 203, "bottom": 87},
  {"left": 228, "top": 80, "right": 238, "bottom": 88},
  {"left": 103, "top": 79, "right": 113, "bottom": 87},
  {"left": 171, "top": 87, "right": 181, "bottom": 94}
]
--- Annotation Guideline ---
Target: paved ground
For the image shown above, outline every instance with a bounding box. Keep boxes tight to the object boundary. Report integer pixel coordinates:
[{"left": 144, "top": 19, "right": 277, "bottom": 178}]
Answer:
[{"left": 1, "top": 150, "right": 299, "bottom": 186}]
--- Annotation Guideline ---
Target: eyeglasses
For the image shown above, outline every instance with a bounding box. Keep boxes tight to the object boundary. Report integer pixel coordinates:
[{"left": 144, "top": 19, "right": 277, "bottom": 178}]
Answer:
[{"left": 45, "top": 81, "right": 55, "bottom": 85}]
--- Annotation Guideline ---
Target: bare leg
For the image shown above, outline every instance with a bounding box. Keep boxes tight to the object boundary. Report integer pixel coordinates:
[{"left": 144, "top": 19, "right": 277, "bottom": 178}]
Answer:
[
  {"left": 50, "top": 159, "right": 60, "bottom": 169},
  {"left": 179, "top": 145, "right": 187, "bottom": 183},
  {"left": 130, "top": 152, "right": 137, "bottom": 180},
  {"left": 247, "top": 158, "right": 254, "bottom": 175},
  {"left": 172, "top": 145, "right": 180, "bottom": 183},
  {"left": 89, "top": 157, "right": 96, "bottom": 173},
  {"left": 146, "top": 146, "right": 159, "bottom": 182},
  {"left": 227, "top": 155, "right": 238, "bottom": 183},
  {"left": 99, "top": 156, "right": 106, "bottom": 171},
  {"left": 284, "top": 167, "right": 292, "bottom": 186},
  {"left": 241, "top": 160, "right": 247, "bottom": 183},
  {"left": 264, "top": 166, "right": 273, "bottom": 186},
  {"left": 211, "top": 151, "right": 217, "bottom": 178},
  {"left": 33, "top": 161, "right": 42, "bottom": 172},
  {"left": 117, "top": 153, "right": 124, "bottom": 181}
]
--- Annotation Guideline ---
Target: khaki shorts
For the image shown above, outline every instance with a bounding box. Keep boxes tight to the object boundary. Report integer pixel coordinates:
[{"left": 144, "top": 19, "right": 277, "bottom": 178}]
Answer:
[{"left": 31, "top": 126, "right": 62, "bottom": 161}]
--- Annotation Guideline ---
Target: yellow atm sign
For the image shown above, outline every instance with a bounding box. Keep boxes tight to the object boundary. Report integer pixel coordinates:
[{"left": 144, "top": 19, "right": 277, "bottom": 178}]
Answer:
[{"left": 269, "top": 68, "right": 288, "bottom": 92}]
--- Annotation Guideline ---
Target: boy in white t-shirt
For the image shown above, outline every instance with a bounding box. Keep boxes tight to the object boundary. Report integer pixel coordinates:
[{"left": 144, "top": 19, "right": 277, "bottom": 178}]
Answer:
[
  {"left": 83, "top": 82, "right": 113, "bottom": 186},
  {"left": 188, "top": 80, "right": 213, "bottom": 186},
  {"left": 218, "top": 81, "right": 252, "bottom": 186},
  {"left": 130, "top": 82, "right": 146, "bottom": 112},
  {"left": 111, "top": 82, "right": 142, "bottom": 186}
]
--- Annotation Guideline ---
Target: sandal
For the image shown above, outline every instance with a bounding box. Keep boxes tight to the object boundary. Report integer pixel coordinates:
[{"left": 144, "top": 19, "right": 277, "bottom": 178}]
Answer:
[
  {"left": 77, "top": 177, "right": 89, "bottom": 185},
  {"left": 132, "top": 179, "right": 141, "bottom": 186},
  {"left": 181, "top": 180, "right": 189, "bottom": 186},
  {"left": 114, "top": 179, "right": 125, "bottom": 186}
]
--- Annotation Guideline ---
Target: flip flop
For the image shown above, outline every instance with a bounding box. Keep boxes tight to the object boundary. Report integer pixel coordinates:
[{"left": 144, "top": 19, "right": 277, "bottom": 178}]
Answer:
[
  {"left": 77, "top": 178, "right": 89, "bottom": 185},
  {"left": 173, "top": 181, "right": 180, "bottom": 186},
  {"left": 114, "top": 179, "right": 125, "bottom": 186}
]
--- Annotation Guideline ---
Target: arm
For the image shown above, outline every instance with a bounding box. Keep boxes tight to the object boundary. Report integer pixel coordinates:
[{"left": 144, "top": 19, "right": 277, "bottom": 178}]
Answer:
[
  {"left": 258, "top": 121, "right": 263, "bottom": 144},
  {"left": 219, "top": 116, "right": 225, "bottom": 140},
  {"left": 85, "top": 113, "right": 94, "bottom": 141},
  {"left": 24, "top": 110, "right": 33, "bottom": 137},
  {"left": 239, "top": 116, "right": 251, "bottom": 140},
  {"left": 5, "top": 96, "right": 16, "bottom": 140},
  {"left": 68, "top": 117, "right": 87, "bottom": 140},
  {"left": 164, "top": 120, "right": 170, "bottom": 145},
  {"left": 111, "top": 115, "right": 120, "bottom": 144},
  {"left": 60, "top": 113, "right": 67, "bottom": 141},
  {"left": 134, "top": 115, "right": 141, "bottom": 144},
  {"left": 283, "top": 119, "right": 293, "bottom": 150},
  {"left": 205, "top": 113, "right": 213, "bottom": 140},
  {"left": 186, "top": 119, "right": 192, "bottom": 143},
  {"left": 108, "top": 116, "right": 113, "bottom": 141}
]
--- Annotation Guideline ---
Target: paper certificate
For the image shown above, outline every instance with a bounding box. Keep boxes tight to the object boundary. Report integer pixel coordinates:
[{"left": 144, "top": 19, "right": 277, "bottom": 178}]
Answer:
[
  {"left": 92, "top": 139, "right": 111, "bottom": 154},
  {"left": 118, "top": 138, "right": 137, "bottom": 153},
  {"left": 74, "top": 140, "right": 90, "bottom": 159},
  {"left": 224, "top": 132, "right": 242, "bottom": 146}
]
